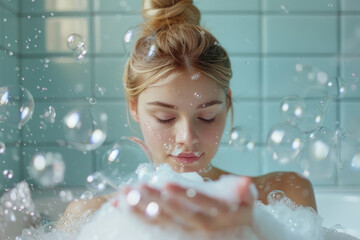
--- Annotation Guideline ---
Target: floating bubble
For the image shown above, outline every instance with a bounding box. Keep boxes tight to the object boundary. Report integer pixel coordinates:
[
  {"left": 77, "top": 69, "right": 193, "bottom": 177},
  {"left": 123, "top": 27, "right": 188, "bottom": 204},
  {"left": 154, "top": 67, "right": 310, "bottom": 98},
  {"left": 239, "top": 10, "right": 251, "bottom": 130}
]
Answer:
[
  {"left": 63, "top": 107, "right": 107, "bottom": 151},
  {"left": 74, "top": 46, "right": 87, "bottom": 61},
  {"left": 41, "top": 105, "right": 56, "bottom": 124},
  {"left": 123, "top": 28, "right": 137, "bottom": 53},
  {"left": 80, "top": 191, "right": 94, "bottom": 200},
  {"left": 266, "top": 123, "right": 303, "bottom": 164},
  {"left": 66, "top": 33, "right": 85, "bottom": 51},
  {"left": 0, "top": 141, "right": 5, "bottom": 154},
  {"left": 280, "top": 95, "right": 305, "bottom": 126},
  {"left": 308, "top": 127, "right": 333, "bottom": 161},
  {"left": 27, "top": 152, "right": 65, "bottom": 187},
  {"left": 298, "top": 88, "right": 332, "bottom": 132},
  {"left": 99, "top": 137, "right": 151, "bottom": 186},
  {"left": 0, "top": 85, "right": 35, "bottom": 129},
  {"left": 88, "top": 97, "right": 97, "bottom": 105},
  {"left": 86, "top": 172, "right": 107, "bottom": 192},
  {"left": 329, "top": 224, "right": 348, "bottom": 234},
  {"left": 229, "top": 126, "right": 255, "bottom": 151},
  {"left": 335, "top": 128, "right": 360, "bottom": 172},
  {"left": 59, "top": 190, "right": 74, "bottom": 202},
  {"left": 267, "top": 190, "right": 286, "bottom": 205},
  {"left": 299, "top": 127, "right": 335, "bottom": 179},
  {"left": 2, "top": 169, "right": 14, "bottom": 179}
]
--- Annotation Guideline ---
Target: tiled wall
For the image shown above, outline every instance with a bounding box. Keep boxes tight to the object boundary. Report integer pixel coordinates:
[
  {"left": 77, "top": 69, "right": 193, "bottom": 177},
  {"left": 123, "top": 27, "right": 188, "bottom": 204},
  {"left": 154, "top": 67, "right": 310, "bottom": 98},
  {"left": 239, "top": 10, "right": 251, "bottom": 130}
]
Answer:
[{"left": 1, "top": 0, "right": 360, "bottom": 191}]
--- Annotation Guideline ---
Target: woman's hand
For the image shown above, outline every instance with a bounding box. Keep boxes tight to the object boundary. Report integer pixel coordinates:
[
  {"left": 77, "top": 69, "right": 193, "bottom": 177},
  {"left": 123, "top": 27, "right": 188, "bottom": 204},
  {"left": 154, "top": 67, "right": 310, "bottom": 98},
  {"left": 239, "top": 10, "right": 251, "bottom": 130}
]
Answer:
[{"left": 123, "top": 177, "right": 256, "bottom": 233}]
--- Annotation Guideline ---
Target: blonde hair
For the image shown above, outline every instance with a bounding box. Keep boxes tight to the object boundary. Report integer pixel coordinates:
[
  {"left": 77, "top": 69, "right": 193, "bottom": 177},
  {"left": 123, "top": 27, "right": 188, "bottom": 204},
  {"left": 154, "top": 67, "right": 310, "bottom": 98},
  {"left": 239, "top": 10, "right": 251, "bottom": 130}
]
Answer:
[{"left": 123, "top": 0, "right": 233, "bottom": 114}]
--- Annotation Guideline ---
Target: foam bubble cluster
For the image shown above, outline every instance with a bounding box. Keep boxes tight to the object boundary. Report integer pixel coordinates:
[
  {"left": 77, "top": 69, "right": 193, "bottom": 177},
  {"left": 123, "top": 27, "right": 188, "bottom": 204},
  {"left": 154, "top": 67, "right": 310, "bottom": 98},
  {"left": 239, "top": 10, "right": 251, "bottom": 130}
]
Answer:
[{"left": 17, "top": 164, "right": 360, "bottom": 240}]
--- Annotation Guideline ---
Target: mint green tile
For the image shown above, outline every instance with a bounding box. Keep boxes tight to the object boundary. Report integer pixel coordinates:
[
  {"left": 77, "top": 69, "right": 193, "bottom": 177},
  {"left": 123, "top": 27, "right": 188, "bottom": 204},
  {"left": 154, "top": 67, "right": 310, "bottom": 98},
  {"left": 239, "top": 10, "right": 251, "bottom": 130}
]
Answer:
[
  {"left": 202, "top": 15, "right": 260, "bottom": 54},
  {"left": 22, "top": 57, "right": 91, "bottom": 98},
  {"left": 195, "top": 0, "right": 260, "bottom": 11},
  {"left": 336, "top": 127, "right": 360, "bottom": 185},
  {"left": 23, "top": 146, "right": 93, "bottom": 187},
  {"left": 94, "top": 15, "right": 142, "bottom": 54},
  {"left": 263, "top": 0, "right": 338, "bottom": 12},
  {"left": 93, "top": 0, "right": 141, "bottom": 12},
  {"left": 263, "top": 101, "right": 338, "bottom": 149},
  {"left": 21, "top": 16, "right": 90, "bottom": 54},
  {"left": 262, "top": 147, "right": 337, "bottom": 185},
  {"left": 21, "top": 0, "right": 89, "bottom": 13},
  {"left": 264, "top": 16, "right": 338, "bottom": 54},
  {"left": 222, "top": 101, "right": 261, "bottom": 144},
  {"left": 3, "top": 7, "right": 18, "bottom": 52},
  {"left": 341, "top": 16, "right": 360, "bottom": 54},
  {"left": 0, "top": 0, "right": 18, "bottom": 12},
  {"left": 212, "top": 145, "right": 261, "bottom": 176},
  {"left": 230, "top": 56, "right": 260, "bottom": 98},
  {"left": 0, "top": 147, "right": 21, "bottom": 189},
  {"left": 0, "top": 122, "right": 20, "bottom": 143},
  {"left": 263, "top": 57, "right": 338, "bottom": 98},
  {"left": 92, "top": 102, "right": 142, "bottom": 142},
  {"left": 21, "top": 102, "right": 90, "bottom": 143},
  {"left": 0, "top": 49, "right": 19, "bottom": 86},
  {"left": 94, "top": 57, "right": 126, "bottom": 98},
  {"left": 0, "top": 7, "right": 3, "bottom": 47},
  {"left": 341, "top": 0, "right": 360, "bottom": 11},
  {"left": 340, "top": 101, "right": 360, "bottom": 137},
  {"left": 340, "top": 57, "right": 360, "bottom": 98}
]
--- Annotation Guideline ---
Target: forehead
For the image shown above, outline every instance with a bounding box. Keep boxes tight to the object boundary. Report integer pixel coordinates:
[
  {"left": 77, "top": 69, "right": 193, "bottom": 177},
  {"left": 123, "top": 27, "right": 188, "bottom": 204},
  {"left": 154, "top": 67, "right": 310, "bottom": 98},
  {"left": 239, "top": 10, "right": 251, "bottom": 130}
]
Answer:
[{"left": 140, "top": 70, "right": 224, "bottom": 102}]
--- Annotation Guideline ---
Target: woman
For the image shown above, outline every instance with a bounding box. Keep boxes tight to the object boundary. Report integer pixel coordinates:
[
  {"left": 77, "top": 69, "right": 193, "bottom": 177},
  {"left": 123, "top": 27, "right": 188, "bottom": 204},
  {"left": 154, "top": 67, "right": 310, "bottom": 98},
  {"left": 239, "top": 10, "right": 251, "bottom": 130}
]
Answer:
[{"left": 60, "top": 0, "right": 317, "bottom": 233}]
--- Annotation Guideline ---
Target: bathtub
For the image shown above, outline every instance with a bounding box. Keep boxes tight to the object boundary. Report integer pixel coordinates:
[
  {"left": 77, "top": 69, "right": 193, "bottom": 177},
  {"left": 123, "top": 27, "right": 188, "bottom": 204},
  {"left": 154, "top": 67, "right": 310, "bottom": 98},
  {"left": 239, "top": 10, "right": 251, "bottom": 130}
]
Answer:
[
  {"left": 3, "top": 187, "right": 360, "bottom": 239},
  {"left": 314, "top": 186, "right": 360, "bottom": 239}
]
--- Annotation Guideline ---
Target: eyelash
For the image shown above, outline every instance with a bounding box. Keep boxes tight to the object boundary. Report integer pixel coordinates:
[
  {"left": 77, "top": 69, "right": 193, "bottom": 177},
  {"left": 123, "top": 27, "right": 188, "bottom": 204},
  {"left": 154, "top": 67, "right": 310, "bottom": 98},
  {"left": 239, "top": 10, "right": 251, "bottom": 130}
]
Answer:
[{"left": 156, "top": 117, "right": 215, "bottom": 124}]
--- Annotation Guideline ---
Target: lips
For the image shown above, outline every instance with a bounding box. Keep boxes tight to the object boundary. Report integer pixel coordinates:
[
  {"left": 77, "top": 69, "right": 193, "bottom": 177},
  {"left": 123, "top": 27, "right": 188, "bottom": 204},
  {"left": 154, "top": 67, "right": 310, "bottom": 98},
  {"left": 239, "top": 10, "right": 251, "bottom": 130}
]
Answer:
[{"left": 171, "top": 152, "right": 203, "bottom": 164}]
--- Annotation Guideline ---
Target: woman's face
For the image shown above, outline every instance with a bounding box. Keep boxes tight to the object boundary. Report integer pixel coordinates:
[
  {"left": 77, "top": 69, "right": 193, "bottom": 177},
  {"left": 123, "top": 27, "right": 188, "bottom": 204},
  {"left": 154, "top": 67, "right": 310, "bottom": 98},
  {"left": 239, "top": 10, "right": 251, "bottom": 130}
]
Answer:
[{"left": 130, "top": 70, "right": 228, "bottom": 173}]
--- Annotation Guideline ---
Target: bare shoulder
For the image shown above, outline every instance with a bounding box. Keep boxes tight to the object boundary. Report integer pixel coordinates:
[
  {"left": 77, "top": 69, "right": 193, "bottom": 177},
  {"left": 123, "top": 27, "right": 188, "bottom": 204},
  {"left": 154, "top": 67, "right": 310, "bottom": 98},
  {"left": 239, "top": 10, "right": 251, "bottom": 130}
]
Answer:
[
  {"left": 57, "top": 191, "right": 121, "bottom": 231},
  {"left": 250, "top": 171, "right": 317, "bottom": 211}
]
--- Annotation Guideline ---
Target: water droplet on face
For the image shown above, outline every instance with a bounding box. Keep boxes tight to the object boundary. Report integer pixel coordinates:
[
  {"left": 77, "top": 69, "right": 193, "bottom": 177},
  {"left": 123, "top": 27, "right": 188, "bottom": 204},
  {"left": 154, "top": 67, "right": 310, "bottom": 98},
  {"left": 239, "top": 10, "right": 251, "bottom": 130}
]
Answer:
[
  {"left": 27, "top": 152, "right": 65, "bottom": 187},
  {"left": 193, "top": 92, "right": 202, "bottom": 98},
  {"left": 191, "top": 72, "right": 200, "bottom": 80}
]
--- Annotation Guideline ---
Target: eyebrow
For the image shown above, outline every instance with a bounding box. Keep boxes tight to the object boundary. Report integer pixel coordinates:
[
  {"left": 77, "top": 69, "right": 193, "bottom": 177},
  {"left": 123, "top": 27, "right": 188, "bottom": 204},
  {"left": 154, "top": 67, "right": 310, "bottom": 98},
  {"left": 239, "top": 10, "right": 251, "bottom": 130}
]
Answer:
[{"left": 147, "top": 100, "right": 223, "bottom": 109}]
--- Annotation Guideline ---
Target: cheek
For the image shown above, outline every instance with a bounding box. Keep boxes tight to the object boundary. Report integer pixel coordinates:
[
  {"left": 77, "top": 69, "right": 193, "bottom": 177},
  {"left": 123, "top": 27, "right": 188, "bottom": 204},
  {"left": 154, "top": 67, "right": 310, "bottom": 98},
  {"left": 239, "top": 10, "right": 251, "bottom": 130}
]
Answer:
[{"left": 141, "top": 121, "right": 170, "bottom": 151}]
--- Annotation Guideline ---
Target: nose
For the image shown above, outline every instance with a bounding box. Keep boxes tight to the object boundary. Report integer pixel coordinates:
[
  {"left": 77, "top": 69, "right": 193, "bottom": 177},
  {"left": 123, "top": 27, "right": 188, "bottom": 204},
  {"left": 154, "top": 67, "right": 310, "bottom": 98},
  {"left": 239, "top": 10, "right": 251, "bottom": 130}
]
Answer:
[{"left": 175, "top": 119, "right": 198, "bottom": 146}]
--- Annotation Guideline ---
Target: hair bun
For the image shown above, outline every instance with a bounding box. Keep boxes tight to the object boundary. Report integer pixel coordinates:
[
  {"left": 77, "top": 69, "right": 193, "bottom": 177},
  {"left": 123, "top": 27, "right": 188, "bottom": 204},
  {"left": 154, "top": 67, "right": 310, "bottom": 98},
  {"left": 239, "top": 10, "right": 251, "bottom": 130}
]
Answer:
[{"left": 142, "top": 0, "right": 200, "bottom": 35}]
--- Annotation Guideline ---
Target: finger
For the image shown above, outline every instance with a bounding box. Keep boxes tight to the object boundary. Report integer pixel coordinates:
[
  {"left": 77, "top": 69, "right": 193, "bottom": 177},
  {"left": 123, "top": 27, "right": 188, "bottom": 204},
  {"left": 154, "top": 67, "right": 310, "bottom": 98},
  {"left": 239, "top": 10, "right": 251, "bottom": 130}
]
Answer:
[{"left": 164, "top": 183, "right": 230, "bottom": 214}]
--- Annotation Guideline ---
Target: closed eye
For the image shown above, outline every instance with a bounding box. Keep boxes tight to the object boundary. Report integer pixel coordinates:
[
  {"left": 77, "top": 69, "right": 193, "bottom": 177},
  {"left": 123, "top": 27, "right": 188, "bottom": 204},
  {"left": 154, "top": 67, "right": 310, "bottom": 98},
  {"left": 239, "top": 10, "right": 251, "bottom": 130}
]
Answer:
[
  {"left": 198, "top": 117, "right": 215, "bottom": 124},
  {"left": 157, "top": 118, "right": 175, "bottom": 124}
]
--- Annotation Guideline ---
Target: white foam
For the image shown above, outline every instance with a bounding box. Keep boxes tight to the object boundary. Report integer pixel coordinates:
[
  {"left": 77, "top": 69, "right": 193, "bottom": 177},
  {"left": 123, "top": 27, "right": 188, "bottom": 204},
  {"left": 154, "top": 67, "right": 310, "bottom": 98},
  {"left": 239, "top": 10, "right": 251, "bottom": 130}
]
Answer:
[{"left": 18, "top": 163, "right": 360, "bottom": 240}]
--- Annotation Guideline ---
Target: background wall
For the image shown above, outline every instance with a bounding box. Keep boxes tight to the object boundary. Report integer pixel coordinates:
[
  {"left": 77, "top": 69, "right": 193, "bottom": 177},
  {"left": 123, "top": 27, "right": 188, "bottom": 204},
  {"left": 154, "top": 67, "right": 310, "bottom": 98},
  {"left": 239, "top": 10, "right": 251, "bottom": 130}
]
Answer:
[{"left": 0, "top": 0, "right": 360, "bottom": 192}]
